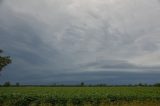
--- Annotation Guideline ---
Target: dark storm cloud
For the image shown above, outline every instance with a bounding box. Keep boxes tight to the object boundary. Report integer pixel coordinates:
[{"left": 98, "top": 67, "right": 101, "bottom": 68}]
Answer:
[
  {"left": 1, "top": 70, "right": 160, "bottom": 85},
  {"left": 0, "top": 0, "right": 160, "bottom": 84}
]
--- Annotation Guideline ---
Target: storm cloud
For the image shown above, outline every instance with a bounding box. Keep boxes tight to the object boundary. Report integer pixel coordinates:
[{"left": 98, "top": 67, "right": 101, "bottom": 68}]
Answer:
[{"left": 0, "top": 0, "right": 160, "bottom": 84}]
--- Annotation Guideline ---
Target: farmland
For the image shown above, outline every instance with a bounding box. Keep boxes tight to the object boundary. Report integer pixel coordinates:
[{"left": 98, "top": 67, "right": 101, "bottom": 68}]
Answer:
[{"left": 0, "top": 87, "right": 160, "bottom": 106}]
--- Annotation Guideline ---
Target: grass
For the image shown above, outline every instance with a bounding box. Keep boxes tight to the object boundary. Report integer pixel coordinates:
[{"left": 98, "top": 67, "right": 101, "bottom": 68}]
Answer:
[{"left": 0, "top": 87, "right": 160, "bottom": 106}]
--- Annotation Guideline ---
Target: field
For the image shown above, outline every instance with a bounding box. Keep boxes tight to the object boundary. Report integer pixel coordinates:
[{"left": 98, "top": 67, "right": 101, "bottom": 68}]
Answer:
[{"left": 0, "top": 87, "right": 160, "bottom": 106}]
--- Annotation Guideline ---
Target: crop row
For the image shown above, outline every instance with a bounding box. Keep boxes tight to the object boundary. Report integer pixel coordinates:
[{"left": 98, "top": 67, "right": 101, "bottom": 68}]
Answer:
[
  {"left": 0, "top": 93, "right": 160, "bottom": 106},
  {"left": 0, "top": 87, "right": 160, "bottom": 106}
]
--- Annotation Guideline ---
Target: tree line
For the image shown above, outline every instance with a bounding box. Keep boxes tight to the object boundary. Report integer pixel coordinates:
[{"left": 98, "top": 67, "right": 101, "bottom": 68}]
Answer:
[{"left": 0, "top": 81, "right": 160, "bottom": 87}]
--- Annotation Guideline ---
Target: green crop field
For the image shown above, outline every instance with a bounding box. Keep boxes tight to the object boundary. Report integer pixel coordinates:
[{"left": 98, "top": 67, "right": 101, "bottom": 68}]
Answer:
[{"left": 0, "top": 87, "right": 160, "bottom": 106}]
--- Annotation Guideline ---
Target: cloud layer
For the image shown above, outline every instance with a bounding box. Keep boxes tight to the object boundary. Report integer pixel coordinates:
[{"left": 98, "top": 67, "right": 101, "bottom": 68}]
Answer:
[{"left": 0, "top": 0, "right": 160, "bottom": 84}]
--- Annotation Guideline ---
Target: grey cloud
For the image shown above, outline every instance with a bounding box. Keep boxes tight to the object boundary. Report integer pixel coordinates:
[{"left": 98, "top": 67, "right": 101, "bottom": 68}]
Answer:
[
  {"left": 1, "top": 70, "right": 160, "bottom": 85},
  {"left": 82, "top": 60, "right": 139, "bottom": 69},
  {"left": 0, "top": 0, "right": 160, "bottom": 84},
  {"left": 81, "top": 60, "right": 160, "bottom": 70}
]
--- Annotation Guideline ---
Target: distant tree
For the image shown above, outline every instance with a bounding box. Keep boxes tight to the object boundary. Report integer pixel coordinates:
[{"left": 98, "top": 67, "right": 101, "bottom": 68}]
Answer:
[
  {"left": 80, "top": 82, "right": 84, "bottom": 86},
  {"left": 0, "top": 49, "right": 12, "bottom": 72},
  {"left": 154, "top": 83, "right": 160, "bottom": 87},
  {"left": 138, "top": 83, "right": 143, "bottom": 87},
  {"left": 16, "top": 82, "right": 20, "bottom": 87},
  {"left": 3, "top": 81, "right": 11, "bottom": 87}
]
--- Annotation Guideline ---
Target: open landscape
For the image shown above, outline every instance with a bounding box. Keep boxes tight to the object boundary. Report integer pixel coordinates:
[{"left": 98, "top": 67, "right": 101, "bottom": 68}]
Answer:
[
  {"left": 1, "top": 0, "right": 160, "bottom": 106},
  {"left": 0, "top": 87, "right": 160, "bottom": 106}
]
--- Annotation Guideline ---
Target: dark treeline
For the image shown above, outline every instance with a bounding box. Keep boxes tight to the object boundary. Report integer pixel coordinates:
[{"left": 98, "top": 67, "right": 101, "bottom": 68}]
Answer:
[{"left": 0, "top": 81, "right": 160, "bottom": 87}]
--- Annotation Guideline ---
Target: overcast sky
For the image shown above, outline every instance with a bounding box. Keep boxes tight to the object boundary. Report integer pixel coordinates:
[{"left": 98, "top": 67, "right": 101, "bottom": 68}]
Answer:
[{"left": 0, "top": 0, "right": 160, "bottom": 84}]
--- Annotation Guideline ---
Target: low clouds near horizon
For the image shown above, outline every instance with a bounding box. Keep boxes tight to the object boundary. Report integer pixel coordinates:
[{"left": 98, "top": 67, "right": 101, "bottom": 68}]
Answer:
[{"left": 0, "top": 0, "right": 160, "bottom": 84}]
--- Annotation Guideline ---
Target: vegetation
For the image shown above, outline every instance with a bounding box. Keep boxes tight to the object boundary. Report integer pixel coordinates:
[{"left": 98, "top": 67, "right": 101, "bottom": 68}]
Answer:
[
  {"left": 0, "top": 87, "right": 160, "bottom": 106},
  {"left": 154, "top": 83, "right": 160, "bottom": 87},
  {"left": 3, "top": 81, "right": 11, "bottom": 87},
  {"left": 0, "top": 49, "right": 12, "bottom": 72}
]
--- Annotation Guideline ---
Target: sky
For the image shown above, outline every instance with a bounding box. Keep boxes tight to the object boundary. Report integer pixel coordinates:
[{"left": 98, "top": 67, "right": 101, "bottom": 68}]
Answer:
[{"left": 0, "top": 0, "right": 160, "bottom": 85}]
